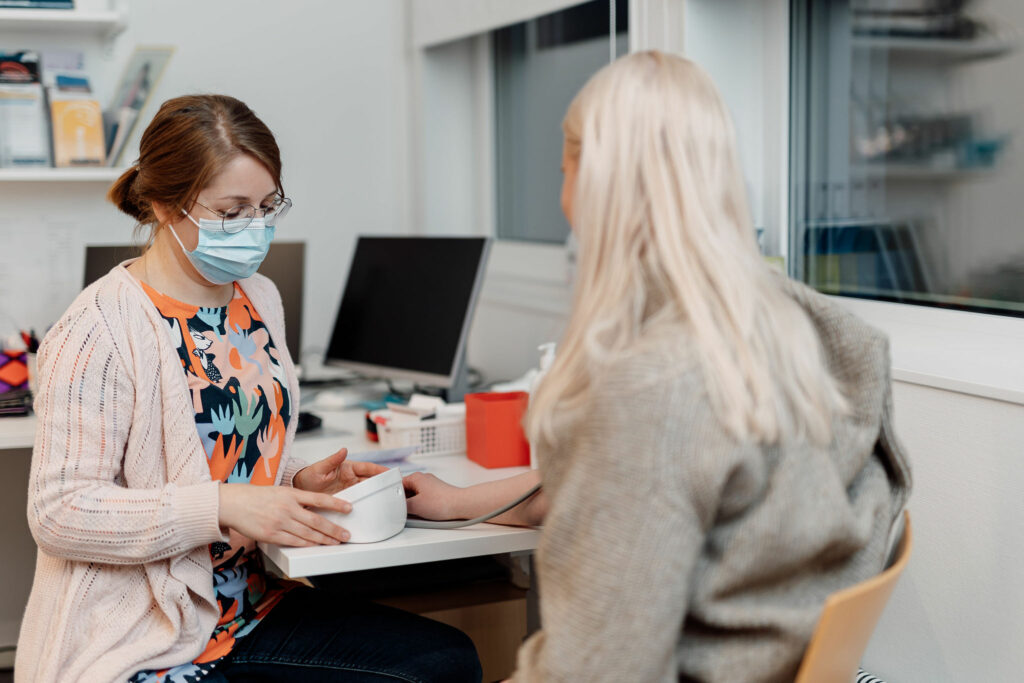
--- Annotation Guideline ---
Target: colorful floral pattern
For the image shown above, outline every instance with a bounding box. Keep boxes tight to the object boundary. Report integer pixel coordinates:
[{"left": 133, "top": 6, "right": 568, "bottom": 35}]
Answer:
[{"left": 129, "top": 282, "right": 295, "bottom": 683}]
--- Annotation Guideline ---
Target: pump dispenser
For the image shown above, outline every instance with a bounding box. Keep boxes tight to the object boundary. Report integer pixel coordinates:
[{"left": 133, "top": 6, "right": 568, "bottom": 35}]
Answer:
[
  {"left": 528, "top": 343, "right": 556, "bottom": 468},
  {"left": 532, "top": 343, "right": 556, "bottom": 394}
]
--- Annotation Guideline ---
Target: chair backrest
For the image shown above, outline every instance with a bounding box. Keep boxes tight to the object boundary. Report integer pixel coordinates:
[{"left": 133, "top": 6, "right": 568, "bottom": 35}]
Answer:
[{"left": 794, "top": 510, "right": 913, "bottom": 683}]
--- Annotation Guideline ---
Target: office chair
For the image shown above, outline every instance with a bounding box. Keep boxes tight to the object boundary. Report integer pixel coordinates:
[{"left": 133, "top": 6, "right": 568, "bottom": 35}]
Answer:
[{"left": 794, "top": 510, "right": 913, "bottom": 683}]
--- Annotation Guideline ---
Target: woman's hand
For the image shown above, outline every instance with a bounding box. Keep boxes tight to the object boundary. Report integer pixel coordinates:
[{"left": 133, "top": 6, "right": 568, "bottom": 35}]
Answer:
[
  {"left": 293, "top": 448, "right": 389, "bottom": 495},
  {"left": 403, "top": 472, "right": 462, "bottom": 520},
  {"left": 405, "top": 471, "right": 545, "bottom": 527},
  {"left": 219, "top": 483, "right": 353, "bottom": 547}
]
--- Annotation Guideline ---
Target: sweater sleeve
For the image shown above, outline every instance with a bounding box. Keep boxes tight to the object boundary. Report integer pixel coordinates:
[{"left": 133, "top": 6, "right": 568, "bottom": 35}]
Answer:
[
  {"left": 27, "top": 308, "right": 226, "bottom": 565},
  {"left": 513, "top": 369, "right": 724, "bottom": 683},
  {"left": 279, "top": 455, "right": 305, "bottom": 488}
]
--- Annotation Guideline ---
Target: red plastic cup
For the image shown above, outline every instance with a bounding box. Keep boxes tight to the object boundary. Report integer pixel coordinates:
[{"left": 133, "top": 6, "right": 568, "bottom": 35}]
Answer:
[{"left": 465, "top": 391, "right": 531, "bottom": 469}]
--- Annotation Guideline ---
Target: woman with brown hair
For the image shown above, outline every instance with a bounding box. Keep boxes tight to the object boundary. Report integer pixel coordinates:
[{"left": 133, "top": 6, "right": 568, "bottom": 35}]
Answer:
[{"left": 17, "top": 94, "right": 481, "bottom": 683}]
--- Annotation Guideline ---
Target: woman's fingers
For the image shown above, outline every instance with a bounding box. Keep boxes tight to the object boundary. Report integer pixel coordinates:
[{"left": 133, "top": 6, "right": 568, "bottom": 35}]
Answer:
[
  {"left": 297, "top": 507, "right": 350, "bottom": 543},
  {"left": 402, "top": 472, "right": 431, "bottom": 495},
  {"left": 284, "top": 516, "right": 344, "bottom": 546},
  {"left": 305, "top": 448, "right": 349, "bottom": 482},
  {"left": 319, "top": 448, "right": 348, "bottom": 471},
  {"left": 294, "top": 489, "right": 351, "bottom": 515},
  {"left": 220, "top": 485, "right": 355, "bottom": 546},
  {"left": 273, "top": 530, "right": 316, "bottom": 548},
  {"left": 351, "top": 460, "right": 388, "bottom": 478}
]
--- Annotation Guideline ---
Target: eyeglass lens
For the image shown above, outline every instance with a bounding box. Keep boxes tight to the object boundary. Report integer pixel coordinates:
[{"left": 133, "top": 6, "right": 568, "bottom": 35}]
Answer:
[{"left": 219, "top": 197, "right": 291, "bottom": 233}]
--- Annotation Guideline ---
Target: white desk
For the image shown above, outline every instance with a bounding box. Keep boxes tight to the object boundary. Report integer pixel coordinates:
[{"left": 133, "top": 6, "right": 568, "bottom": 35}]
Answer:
[
  {"left": 0, "top": 415, "right": 35, "bottom": 450},
  {"left": 0, "top": 406, "right": 540, "bottom": 579},
  {"left": 260, "top": 407, "right": 540, "bottom": 578}
]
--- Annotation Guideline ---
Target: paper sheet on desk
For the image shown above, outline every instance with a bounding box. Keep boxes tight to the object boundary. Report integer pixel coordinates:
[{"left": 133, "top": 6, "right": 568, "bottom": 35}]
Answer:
[{"left": 347, "top": 446, "right": 427, "bottom": 474}]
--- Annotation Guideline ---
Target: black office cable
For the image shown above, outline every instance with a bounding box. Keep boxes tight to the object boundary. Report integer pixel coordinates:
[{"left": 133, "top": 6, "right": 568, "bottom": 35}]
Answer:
[{"left": 404, "top": 483, "right": 542, "bottom": 529}]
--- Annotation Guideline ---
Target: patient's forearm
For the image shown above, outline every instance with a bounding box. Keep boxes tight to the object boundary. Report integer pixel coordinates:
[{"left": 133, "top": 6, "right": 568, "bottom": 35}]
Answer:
[{"left": 452, "top": 471, "right": 546, "bottom": 527}]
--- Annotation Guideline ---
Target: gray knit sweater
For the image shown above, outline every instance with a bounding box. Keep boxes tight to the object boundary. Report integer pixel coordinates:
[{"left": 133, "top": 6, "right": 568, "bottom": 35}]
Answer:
[{"left": 513, "top": 280, "right": 912, "bottom": 683}]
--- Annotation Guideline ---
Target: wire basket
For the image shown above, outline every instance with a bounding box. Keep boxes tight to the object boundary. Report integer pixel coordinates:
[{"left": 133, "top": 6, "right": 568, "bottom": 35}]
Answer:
[{"left": 372, "top": 410, "right": 466, "bottom": 456}]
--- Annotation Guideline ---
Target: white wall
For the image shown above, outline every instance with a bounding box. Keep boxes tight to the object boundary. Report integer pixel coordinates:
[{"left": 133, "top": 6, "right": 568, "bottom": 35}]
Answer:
[
  {"left": 0, "top": 0, "right": 411, "bottom": 367},
  {"left": 864, "top": 382, "right": 1024, "bottom": 682}
]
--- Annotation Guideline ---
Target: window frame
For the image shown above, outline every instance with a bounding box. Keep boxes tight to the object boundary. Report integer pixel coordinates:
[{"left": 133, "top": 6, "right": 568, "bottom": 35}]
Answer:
[{"left": 410, "top": 0, "right": 681, "bottom": 313}]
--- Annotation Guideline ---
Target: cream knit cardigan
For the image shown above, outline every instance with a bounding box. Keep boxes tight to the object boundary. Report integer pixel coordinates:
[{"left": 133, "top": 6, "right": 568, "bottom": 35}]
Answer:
[{"left": 16, "top": 265, "right": 303, "bottom": 683}]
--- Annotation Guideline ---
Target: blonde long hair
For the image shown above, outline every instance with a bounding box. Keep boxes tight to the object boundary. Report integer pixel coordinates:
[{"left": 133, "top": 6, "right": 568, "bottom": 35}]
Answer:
[{"left": 527, "top": 51, "right": 847, "bottom": 448}]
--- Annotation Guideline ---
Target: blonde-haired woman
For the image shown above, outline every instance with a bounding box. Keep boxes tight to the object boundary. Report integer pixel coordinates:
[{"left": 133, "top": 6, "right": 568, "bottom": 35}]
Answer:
[{"left": 404, "top": 51, "right": 911, "bottom": 682}]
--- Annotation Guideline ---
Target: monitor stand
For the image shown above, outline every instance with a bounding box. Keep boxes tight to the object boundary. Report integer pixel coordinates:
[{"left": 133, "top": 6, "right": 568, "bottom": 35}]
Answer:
[{"left": 443, "top": 354, "right": 472, "bottom": 403}]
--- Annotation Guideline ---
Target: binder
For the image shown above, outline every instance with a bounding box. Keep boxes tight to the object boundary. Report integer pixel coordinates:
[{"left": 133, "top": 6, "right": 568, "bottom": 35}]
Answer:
[{"left": 50, "top": 95, "right": 106, "bottom": 167}]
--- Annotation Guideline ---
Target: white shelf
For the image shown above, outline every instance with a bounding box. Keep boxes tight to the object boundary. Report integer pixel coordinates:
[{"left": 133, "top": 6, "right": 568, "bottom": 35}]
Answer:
[
  {"left": 852, "top": 35, "right": 1017, "bottom": 64},
  {"left": 854, "top": 163, "right": 996, "bottom": 182},
  {"left": 0, "top": 167, "right": 124, "bottom": 182},
  {"left": 0, "top": 7, "right": 125, "bottom": 35}
]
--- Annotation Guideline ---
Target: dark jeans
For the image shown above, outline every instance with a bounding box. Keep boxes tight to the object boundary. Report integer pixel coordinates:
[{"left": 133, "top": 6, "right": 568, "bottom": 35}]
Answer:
[{"left": 208, "top": 586, "right": 482, "bottom": 682}]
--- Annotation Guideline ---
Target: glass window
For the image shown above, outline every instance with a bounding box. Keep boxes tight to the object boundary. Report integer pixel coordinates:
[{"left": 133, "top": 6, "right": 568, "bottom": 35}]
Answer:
[
  {"left": 493, "top": 0, "right": 629, "bottom": 244},
  {"left": 789, "top": 0, "right": 1023, "bottom": 317}
]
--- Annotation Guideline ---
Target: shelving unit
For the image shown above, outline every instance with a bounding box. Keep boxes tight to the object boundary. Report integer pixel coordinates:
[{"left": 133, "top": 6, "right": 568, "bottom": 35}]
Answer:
[
  {"left": 854, "top": 163, "right": 995, "bottom": 183},
  {"left": 0, "top": 7, "right": 125, "bottom": 37},
  {"left": 851, "top": 34, "right": 1017, "bottom": 64},
  {"left": 0, "top": 167, "right": 124, "bottom": 182},
  {"left": 0, "top": 4, "right": 128, "bottom": 181}
]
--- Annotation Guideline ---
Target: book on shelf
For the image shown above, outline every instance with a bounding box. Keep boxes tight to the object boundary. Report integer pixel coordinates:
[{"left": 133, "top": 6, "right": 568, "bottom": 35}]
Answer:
[
  {"left": 104, "top": 105, "right": 136, "bottom": 166},
  {"left": 0, "top": 50, "right": 40, "bottom": 83},
  {"left": 0, "top": 51, "right": 49, "bottom": 168},
  {"left": 44, "top": 51, "right": 105, "bottom": 167},
  {"left": 0, "top": 1, "right": 74, "bottom": 8},
  {"left": 104, "top": 46, "right": 174, "bottom": 166},
  {"left": 50, "top": 96, "right": 105, "bottom": 167}
]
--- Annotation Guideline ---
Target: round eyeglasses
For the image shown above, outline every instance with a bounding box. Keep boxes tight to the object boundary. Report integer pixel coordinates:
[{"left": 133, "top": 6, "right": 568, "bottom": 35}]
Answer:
[{"left": 192, "top": 195, "right": 292, "bottom": 233}]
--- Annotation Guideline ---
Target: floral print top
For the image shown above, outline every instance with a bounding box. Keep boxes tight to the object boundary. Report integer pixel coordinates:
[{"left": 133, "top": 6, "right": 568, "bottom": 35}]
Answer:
[{"left": 130, "top": 281, "right": 296, "bottom": 683}]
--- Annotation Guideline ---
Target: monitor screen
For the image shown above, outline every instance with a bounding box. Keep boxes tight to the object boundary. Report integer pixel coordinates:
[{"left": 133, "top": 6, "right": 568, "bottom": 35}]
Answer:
[
  {"left": 324, "top": 236, "right": 490, "bottom": 385},
  {"left": 83, "top": 242, "right": 305, "bottom": 362}
]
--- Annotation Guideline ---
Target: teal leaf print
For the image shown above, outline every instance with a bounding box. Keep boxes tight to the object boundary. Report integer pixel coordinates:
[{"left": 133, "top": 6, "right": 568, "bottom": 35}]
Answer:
[
  {"left": 233, "top": 391, "right": 264, "bottom": 440},
  {"left": 210, "top": 405, "right": 236, "bottom": 436},
  {"left": 197, "top": 307, "right": 224, "bottom": 340},
  {"left": 227, "top": 458, "right": 251, "bottom": 483},
  {"left": 228, "top": 323, "right": 263, "bottom": 375}
]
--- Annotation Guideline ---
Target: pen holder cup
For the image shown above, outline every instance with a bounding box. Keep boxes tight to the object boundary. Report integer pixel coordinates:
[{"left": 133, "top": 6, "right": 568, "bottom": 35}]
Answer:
[{"left": 465, "top": 391, "right": 530, "bottom": 469}]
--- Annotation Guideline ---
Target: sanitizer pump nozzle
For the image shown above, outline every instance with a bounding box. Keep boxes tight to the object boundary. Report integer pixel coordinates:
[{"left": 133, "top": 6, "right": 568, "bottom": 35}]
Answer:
[
  {"left": 530, "top": 343, "right": 556, "bottom": 395},
  {"left": 538, "top": 343, "right": 555, "bottom": 372},
  {"left": 528, "top": 343, "right": 556, "bottom": 469}
]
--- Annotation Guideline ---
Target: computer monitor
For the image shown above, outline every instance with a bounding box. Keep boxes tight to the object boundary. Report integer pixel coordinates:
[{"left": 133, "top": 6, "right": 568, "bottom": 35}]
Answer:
[
  {"left": 324, "top": 236, "right": 491, "bottom": 400},
  {"left": 83, "top": 241, "right": 305, "bottom": 363}
]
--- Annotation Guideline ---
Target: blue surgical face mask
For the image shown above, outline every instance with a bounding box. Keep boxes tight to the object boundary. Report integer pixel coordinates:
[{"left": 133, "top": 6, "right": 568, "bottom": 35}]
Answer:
[{"left": 168, "top": 211, "right": 275, "bottom": 285}]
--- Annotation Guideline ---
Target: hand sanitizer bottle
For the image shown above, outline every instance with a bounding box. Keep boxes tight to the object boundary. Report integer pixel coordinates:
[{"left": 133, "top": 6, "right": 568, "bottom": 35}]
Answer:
[{"left": 528, "top": 343, "right": 556, "bottom": 469}]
